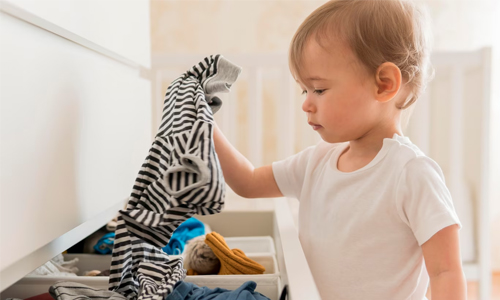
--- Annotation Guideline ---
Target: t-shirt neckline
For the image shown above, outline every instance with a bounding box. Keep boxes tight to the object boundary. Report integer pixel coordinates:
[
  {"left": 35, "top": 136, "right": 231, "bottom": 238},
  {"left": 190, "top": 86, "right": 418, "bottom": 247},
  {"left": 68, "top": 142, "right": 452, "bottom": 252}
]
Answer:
[{"left": 330, "top": 133, "right": 407, "bottom": 174}]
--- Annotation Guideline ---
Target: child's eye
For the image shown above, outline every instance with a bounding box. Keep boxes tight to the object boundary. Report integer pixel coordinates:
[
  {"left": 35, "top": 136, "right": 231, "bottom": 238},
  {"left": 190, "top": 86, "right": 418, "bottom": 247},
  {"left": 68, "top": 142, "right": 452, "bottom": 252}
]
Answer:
[{"left": 301, "top": 89, "right": 325, "bottom": 95}]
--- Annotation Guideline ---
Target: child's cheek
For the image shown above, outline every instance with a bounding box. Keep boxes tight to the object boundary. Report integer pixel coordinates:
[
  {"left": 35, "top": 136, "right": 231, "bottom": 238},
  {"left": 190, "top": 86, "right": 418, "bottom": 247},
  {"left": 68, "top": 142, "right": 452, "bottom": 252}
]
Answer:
[
  {"left": 330, "top": 100, "right": 355, "bottom": 125},
  {"left": 328, "top": 110, "right": 352, "bottom": 132},
  {"left": 328, "top": 104, "right": 367, "bottom": 139}
]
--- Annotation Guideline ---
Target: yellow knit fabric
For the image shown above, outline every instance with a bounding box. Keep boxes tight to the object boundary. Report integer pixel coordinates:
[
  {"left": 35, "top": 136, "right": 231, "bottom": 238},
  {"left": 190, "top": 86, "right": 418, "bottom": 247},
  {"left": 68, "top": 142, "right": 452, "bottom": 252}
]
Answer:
[
  {"left": 205, "top": 232, "right": 266, "bottom": 275},
  {"left": 186, "top": 269, "right": 199, "bottom": 276}
]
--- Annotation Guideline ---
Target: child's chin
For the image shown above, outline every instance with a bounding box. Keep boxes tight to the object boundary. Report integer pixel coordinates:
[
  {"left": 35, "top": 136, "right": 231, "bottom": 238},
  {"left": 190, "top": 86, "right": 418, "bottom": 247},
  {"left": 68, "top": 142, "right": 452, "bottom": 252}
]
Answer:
[{"left": 321, "top": 134, "right": 348, "bottom": 144}]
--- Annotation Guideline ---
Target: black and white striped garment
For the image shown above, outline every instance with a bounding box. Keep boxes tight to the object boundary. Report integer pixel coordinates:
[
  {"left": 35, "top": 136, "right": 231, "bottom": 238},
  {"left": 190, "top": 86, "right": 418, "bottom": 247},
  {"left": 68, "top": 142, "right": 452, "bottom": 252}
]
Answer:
[{"left": 108, "top": 54, "right": 241, "bottom": 300}]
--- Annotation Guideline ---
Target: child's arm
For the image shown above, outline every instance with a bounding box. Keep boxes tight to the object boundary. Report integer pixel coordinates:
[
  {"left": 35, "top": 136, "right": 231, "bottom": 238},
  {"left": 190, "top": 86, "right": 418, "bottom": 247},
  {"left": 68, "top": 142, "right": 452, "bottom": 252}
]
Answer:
[
  {"left": 213, "top": 122, "right": 283, "bottom": 198},
  {"left": 421, "top": 224, "right": 467, "bottom": 299}
]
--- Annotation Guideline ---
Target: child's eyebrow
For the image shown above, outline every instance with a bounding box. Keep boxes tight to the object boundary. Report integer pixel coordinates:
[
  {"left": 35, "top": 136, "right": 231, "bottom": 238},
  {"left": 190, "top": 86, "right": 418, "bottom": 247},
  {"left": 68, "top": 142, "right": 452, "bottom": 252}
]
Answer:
[
  {"left": 307, "top": 76, "right": 328, "bottom": 81},
  {"left": 295, "top": 76, "right": 329, "bottom": 84}
]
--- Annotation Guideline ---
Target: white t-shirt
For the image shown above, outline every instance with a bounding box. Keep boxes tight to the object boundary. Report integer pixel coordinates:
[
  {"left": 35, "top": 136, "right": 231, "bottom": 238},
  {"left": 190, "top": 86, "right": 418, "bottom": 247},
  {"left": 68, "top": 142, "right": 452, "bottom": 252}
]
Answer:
[{"left": 272, "top": 133, "right": 461, "bottom": 300}]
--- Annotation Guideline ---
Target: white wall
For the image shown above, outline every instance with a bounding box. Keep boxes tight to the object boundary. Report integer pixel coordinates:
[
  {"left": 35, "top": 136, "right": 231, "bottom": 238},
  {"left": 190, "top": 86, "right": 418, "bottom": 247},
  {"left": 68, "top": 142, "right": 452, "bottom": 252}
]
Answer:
[{"left": 7, "top": 0, "right": 151, "bottom": 68}]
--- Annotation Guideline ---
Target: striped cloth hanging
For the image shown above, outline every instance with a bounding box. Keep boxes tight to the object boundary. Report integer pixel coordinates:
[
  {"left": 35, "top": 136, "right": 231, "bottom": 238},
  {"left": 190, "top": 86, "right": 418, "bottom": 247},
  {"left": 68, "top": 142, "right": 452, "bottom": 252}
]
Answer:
[{"left": 108, "top": 54, "right": 242, "bottom": 300}]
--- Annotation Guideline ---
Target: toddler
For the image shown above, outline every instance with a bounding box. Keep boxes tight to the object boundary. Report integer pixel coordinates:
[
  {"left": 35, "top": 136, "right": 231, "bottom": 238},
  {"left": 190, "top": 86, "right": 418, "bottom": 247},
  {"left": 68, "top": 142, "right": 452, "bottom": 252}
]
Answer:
[{"left": 213, "top": 0, "right": 465, "bottom": 299}]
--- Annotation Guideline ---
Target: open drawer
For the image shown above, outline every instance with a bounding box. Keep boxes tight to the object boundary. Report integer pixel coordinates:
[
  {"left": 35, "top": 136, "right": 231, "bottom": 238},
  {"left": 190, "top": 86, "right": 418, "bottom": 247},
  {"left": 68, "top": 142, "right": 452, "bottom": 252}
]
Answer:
[{"left": 0, "top": 198, "right": 321, "bottom": 300}]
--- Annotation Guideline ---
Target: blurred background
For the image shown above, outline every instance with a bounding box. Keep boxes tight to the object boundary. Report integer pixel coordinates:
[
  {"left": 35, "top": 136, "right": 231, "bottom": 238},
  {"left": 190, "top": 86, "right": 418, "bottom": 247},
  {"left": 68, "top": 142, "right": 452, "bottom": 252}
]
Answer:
[{"left": 1, "top": 0, "right": 499, "bottom": 299}]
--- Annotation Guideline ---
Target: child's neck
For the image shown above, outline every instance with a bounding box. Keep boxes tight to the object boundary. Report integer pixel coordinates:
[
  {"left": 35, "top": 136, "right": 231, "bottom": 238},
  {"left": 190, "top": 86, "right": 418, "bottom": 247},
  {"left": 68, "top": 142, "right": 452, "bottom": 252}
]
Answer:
[{"left": 337, "top": 124, "right": 402, "bottom": 173}]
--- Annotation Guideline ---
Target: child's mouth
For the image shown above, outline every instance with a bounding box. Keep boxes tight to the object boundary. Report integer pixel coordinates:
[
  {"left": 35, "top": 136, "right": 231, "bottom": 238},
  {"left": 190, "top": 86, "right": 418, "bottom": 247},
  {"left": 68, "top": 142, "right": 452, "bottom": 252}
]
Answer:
[{"left": 308, "top": 122, "right": 322, "bottom": 130}]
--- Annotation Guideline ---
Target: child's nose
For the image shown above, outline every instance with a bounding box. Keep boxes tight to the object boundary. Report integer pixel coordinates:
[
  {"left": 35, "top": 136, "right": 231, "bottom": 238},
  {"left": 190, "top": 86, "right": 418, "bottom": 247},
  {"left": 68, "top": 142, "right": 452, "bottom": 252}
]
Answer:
[{"left": 302, "top": 96, "right": 315, "bottom": 113}]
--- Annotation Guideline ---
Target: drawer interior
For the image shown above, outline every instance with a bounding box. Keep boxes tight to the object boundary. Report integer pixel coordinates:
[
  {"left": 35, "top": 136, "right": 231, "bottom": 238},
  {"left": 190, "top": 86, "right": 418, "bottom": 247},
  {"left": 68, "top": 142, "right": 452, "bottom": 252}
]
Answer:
[
  {"left": 61, "top": 253, "right": 278, "bottom": 276},
  {"left": 1, "top": 210, "right": 284, "bottom": 300}
]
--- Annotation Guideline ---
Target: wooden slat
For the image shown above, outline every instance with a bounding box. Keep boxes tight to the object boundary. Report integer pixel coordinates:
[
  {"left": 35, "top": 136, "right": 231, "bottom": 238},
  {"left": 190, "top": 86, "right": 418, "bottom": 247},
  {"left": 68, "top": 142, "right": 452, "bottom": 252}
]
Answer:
[
  {"left": 410, "top": 85, "right": 431, "bottom": 155},
  {"left": 478, "top": 47, "right": 492, "bottom": 300},
  {"left": 248, "top": 67, "right": 263, "bottom": 167},
  {"left": 277, "top": 69, "right": 296, "bottom": 159},
  {"left": 448, "top": 66, "right": 476, "bottom": 263}
]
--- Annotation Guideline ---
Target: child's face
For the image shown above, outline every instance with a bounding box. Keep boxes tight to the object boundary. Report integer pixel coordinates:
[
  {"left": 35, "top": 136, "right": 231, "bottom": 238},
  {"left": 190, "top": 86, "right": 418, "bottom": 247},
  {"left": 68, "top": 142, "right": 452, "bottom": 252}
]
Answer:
[{"left": 297, "top": 37, "right": 383, "bottom": 144}]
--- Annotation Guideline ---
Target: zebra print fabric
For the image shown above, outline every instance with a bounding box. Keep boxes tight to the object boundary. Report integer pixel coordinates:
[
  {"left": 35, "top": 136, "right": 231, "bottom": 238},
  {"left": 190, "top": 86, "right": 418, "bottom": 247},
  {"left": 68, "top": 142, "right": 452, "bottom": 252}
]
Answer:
[{"left": 108, "top": 54, "right": 242, "bottom": 300}]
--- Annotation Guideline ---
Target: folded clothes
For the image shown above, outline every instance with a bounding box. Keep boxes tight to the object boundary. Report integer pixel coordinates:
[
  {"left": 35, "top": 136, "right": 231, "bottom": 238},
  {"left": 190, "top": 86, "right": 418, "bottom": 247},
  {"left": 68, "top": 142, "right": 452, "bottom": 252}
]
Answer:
[
  {"left": 163, "top": 217, "right": 206, "bottom": 255},
  {"left": 28, "top": 253, "right": 78, "bottom": 277},
  {"left": 166, "top": 280, "right": 270, "bottom": 300},
  {"left": 106, "top": 216, "right": 118, "bottom": 232},
  {"left": 98, "top": 269, "right": 110, "bottom": 276},
  {"left": 82, "top": 269, "right": 110, "bottom": 276},
  {"left": 83, "top": 270, "right": 101, "bottom": 276},
  {"left": 93, "top": 232, "right": 115, "bottom": 254},
  {"left": 49, "top": 281, "right": 126, "bottom": 300},
  {"left": 205, "top": 232, "right": 265, "bottom": 275}
]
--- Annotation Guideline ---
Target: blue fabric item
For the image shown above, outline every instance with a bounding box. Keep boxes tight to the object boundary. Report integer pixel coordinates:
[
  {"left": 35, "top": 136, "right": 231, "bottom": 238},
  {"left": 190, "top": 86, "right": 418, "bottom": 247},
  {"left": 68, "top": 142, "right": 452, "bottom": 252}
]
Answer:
[
  {"left": 162, "top": 217, "right": 205, "bottom": 255},
  {"left": 93, "top": 232, "right": 115, "bottom": 254},
  {"left": 165, "top": 281, "right": 270, "bottom": 300}
]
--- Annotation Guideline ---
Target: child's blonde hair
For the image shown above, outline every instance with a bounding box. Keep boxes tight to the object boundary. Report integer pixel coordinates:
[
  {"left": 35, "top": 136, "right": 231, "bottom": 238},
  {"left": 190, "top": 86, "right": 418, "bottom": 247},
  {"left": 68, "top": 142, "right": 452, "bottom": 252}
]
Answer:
[{"left": 289, "top": 0, "right": 433, "bottom": 110}]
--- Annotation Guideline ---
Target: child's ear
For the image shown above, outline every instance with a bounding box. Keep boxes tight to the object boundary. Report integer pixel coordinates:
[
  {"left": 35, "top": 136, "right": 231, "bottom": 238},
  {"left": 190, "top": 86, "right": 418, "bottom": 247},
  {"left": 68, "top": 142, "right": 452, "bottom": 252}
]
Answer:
[{"left": 373, "top": 62, "right": 402, "bottom": 103}]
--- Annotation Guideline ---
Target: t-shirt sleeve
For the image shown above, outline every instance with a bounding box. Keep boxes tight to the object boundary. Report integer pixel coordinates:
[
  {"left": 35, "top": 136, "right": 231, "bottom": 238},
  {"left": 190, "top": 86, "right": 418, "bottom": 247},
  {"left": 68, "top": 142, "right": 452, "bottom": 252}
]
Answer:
[
  {"left": 271, "top": 145, "right": 316, "bottom": 200},
  {"left": 395, "top": 156, "right": 462, "bottom": 246}
]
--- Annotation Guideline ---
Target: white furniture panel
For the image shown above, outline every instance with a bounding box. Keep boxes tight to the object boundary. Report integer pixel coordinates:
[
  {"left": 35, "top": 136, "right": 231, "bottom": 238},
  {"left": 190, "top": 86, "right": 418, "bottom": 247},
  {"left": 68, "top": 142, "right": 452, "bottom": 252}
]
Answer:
[
  {"left": 224, "top": 236, "right": 276, "bottom": 255},
  {"left": 0, "top": 6, "right": 151, "bottom": 290},
  {"left": 2, "top": 0, "right": 151, "bottom": 68}
]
